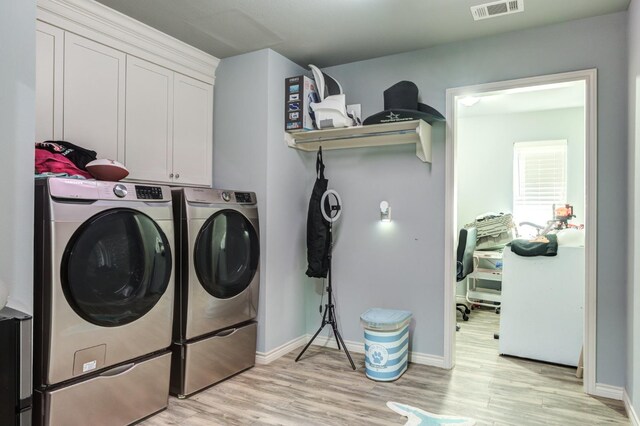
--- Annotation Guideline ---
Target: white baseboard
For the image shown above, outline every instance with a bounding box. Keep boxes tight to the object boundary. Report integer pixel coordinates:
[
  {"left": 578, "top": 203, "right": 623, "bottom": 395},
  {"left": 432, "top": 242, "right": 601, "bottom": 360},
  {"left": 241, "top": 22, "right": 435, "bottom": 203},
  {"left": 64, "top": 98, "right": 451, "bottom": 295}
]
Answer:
[
  {"left": 592, "top": 383, "right": 624, "bottom": 400},
  {"left": 306, "top": 333, "right": 446, "bottom": 368},
  {"left": 624, "top": 389, "right": 640, "bottom": 426},
  {"left": 255, "top": 335, "right": 307, "bottom": 365},
  {"left": 254, "top": 332, "right": 447, "bottom": 369},
  {"left": 408, "top": 351, "right": 446, "bottom": 368},
  {"left": 306, "top": 333, "right": 365, "bottom": 354}
]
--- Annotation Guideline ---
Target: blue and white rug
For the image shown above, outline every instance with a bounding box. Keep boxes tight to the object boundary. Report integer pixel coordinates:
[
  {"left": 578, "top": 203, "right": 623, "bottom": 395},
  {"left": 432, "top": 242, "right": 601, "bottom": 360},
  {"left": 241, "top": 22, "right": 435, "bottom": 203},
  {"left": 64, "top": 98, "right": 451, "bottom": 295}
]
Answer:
[{"left": 387, "top": 402, "right": 476, "bottom": 425}]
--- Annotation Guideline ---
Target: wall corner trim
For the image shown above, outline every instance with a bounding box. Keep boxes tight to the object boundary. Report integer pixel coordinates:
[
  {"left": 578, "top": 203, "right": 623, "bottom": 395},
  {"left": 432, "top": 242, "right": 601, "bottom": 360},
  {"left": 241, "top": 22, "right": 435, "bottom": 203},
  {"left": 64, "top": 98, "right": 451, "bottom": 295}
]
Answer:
[
  {"left": 624, "top": 389, "right": 640, "bottom": 426},
  {"left": 255, "top": 335, "right": 307, "bottom": 365},
  {"left": 592, "top": 383, "right": 624, "bottom": 400}
]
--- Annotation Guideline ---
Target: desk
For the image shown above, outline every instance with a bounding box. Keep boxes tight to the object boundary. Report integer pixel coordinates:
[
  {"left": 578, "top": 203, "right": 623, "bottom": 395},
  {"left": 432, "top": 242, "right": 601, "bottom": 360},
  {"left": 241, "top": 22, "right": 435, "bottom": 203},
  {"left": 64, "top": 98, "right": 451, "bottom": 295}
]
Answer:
[
  {"left": 466, "top": 250, "right": 502, "bottom": 308},
  {"left": 499, "top": 247, "right": 584, "bottom": 366}
]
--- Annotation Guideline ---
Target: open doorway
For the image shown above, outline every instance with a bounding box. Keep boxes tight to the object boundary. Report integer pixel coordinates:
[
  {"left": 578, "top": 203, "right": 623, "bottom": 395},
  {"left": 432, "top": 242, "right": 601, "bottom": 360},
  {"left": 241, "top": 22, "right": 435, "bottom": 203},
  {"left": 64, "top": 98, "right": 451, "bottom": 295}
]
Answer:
[{"left": 444, "top": 70, "right": 598, "bottom": 395}]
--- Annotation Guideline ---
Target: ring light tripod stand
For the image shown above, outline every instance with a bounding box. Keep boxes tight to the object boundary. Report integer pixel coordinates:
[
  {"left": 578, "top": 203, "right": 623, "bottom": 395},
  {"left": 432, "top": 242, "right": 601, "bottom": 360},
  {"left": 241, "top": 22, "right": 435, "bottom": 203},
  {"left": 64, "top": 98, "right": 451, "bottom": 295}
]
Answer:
[{"left": 296, "top": 189, "right": 356, "bottom": 370}]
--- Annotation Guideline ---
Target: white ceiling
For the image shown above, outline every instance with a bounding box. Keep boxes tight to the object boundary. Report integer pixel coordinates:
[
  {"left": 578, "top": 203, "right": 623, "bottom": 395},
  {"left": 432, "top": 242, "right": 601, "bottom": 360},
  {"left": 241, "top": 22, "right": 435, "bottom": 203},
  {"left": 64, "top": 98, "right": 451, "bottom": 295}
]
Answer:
[
  {"left": 457, "top": 81, "right": 586, "bottom": 117},
  {"left": 94, "top": 0, "right": 630, "bottom": 67}
]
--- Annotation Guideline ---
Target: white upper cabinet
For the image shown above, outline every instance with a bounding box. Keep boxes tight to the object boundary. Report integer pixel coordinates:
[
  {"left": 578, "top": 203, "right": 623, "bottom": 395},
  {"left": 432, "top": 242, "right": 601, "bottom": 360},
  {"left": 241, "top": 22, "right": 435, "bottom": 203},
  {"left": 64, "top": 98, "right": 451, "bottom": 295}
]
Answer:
[
  {"left": 125, "top": 56, "right": 174, "bottom": 182},
  {"left": 35, "top": 21, "right": 63, "bottom": 142},
  {"left": 36, "top": 0, "right": 219, "bottom": 186},
  {"left": 172, "top": 74, "right": 213, "bottom": 187},
  {"left": 124, "top": 58, "right": 213, "bottom": 187},
  {"left": 63, "top": 33, "right": 125, "bottom": 161}
]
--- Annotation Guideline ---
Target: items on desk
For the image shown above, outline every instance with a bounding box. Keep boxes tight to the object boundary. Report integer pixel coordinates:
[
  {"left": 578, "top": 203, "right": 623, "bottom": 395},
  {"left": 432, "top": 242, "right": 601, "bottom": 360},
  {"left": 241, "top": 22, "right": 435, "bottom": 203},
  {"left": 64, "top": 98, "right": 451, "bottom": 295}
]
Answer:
[
  {"left": 518, "top": 203, "right": 581, "bottom": 237},
  {"left": 510, "top": 234, "right": 558, "bottom": 257}
]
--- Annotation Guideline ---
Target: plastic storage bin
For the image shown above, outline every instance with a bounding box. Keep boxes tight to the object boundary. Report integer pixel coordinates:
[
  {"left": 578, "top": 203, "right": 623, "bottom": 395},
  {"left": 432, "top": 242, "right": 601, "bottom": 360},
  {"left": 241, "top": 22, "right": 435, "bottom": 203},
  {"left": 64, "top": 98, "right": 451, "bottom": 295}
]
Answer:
[{"left": 360, "top": 308, "right": 412, "bottom": 381}]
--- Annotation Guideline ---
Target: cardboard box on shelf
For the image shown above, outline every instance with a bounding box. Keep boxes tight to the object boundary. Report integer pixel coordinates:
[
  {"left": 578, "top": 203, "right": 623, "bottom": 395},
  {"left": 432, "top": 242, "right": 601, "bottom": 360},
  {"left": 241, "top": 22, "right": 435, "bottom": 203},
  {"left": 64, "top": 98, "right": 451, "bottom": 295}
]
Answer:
[{"left": 285, "top": 75, "right": 318, "bottom": 132}]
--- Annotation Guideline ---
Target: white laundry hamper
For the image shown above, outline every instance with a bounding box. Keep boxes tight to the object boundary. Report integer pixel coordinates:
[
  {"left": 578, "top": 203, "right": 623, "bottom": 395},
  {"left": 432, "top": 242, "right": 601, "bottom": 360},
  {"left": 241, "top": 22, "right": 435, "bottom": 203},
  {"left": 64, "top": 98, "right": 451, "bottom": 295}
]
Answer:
[{"left": 360, "top": 308, "right": 412, "bottom": 381}]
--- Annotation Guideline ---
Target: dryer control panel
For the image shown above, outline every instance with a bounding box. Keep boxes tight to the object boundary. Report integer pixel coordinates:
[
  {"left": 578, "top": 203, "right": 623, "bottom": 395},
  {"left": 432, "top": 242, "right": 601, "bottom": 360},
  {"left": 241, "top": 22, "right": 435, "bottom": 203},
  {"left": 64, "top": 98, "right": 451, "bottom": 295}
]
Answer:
[
  {"left": 234, "top": 192, "right": 252, "bottom": 203},
  {"left": 183, "top": 188, "right": 256, "bottom": 205}
]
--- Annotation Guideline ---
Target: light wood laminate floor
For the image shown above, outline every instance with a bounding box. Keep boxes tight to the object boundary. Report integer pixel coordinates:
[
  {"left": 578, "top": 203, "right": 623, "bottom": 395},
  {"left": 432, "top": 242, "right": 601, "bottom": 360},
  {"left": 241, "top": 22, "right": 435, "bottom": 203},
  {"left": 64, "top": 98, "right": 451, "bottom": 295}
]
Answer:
[{"left": 142, "top": 308, "right": 628, "bottom": 425}]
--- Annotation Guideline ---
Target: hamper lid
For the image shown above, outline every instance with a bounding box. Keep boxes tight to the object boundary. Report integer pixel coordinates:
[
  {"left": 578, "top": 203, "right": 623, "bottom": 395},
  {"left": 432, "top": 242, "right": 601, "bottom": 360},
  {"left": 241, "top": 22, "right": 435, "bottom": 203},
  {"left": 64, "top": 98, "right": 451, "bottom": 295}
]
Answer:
[{"left": 360, "top": 308, "right": 412, "bottom": 330}]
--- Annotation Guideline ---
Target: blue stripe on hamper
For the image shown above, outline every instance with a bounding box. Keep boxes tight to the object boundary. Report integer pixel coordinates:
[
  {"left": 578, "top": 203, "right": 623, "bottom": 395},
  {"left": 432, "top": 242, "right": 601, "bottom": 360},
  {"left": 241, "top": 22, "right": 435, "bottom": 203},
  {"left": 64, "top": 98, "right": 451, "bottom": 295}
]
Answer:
[
  {"left": 364, "top": 327, "right": 408, "bottom": 343},
  {"left": 366, "top": 352, "right": 407, "bottom": 368},
  {"left": 365, "top": 341, "right": 408, "bottom": 356},
  {"left": 364, "top": 325, "right": 409, "bottom": 338},
  {"left": 366, "top": 361, "right": 407, "bottom": 380},
  {"left": 365, "top": 330, "right": 409, "bottom": 349}
]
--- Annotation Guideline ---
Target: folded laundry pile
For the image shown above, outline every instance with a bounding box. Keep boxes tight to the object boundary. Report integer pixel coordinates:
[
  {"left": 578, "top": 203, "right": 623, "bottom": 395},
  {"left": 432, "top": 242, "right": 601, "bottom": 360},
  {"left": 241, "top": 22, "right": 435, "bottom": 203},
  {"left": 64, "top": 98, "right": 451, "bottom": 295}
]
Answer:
[
  {"left": 465, "top": 212, "right": 515, "bottom": 250},
  {"left": 35, "top": 141, "right": 97, "bottom": 179}
]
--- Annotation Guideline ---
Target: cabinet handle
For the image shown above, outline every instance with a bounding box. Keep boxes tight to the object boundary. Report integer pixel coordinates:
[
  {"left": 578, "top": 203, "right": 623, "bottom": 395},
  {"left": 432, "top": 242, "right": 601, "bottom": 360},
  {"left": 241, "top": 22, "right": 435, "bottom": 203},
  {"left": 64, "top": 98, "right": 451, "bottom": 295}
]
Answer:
[
  {"left": 169, "top": 173, "right": 174, "bottom": 178},
  {"left": 175, "top": 173, "right": 180, "bottom": 179}
]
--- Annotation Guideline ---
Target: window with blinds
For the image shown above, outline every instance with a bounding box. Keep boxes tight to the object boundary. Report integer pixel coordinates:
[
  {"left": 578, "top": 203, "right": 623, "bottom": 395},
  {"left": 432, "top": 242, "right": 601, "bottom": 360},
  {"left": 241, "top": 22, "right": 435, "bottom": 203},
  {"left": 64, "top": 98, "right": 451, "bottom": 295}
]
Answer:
[{"left": 513, "top": 140, "right": 567, "bottom": 229}]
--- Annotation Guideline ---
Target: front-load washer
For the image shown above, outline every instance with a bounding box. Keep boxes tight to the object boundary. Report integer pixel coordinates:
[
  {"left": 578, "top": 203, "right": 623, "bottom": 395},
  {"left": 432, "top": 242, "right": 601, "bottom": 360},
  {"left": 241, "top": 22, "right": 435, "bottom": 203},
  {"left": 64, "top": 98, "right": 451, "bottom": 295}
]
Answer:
[
  {"left": 170, "top": 188, "right": 259, "bottom": 397},
  {"left": 33, "top": 178, "right": 175, "bottom": 425}
]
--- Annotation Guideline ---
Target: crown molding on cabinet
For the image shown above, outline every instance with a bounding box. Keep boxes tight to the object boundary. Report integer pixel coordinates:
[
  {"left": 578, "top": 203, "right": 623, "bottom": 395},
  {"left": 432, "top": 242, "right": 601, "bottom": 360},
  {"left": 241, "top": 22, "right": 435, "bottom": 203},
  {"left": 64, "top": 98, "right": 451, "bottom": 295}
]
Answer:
[{"left": 37, "top": 0, "right": 219, "bottom": 85}]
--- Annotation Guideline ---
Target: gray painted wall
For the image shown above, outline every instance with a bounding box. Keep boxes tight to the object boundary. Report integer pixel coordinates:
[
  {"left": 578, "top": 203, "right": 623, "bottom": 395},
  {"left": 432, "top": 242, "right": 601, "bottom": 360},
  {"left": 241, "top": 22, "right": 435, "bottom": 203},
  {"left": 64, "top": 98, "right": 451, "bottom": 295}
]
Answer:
[
  {"left": 0, "top": 0, "right": 36, "bottom": 314},
  {"left": 628, "top": 0, "right": 640, "bottom": 411},
  {"left": 312, "top": 12, "right": 628, "bottom": 386},
  {"left": 458, "top": 107, "right": 585, "bottom": 228},
  {"left": 213, "top": 49, "right": 312, "bottom": 353},
  {"left": 263, "top": 50, "right": 314, "bottom": 350}
]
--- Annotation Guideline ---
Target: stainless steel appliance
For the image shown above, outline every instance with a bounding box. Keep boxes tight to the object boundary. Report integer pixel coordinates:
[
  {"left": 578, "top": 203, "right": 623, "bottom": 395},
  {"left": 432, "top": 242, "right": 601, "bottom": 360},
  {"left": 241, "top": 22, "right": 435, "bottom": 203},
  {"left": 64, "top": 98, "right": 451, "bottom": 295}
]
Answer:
[
  {"left": 33, "top": 178, "right": 175, "bottom": 425},
  {"left": 170, "top": 188, "right": 259, "bottom": 398},
  {"left": 0, "top": 307, "right": 32, "bottom": 426}
]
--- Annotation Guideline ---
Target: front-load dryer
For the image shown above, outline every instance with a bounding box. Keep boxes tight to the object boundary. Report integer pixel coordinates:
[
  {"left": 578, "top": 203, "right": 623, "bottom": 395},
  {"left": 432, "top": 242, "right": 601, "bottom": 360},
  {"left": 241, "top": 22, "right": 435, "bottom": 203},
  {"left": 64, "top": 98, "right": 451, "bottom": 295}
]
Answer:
[
  {"left": 170, "top": 187, "right": 259, "bottom": 397},
  {"left": 33, "top": 178, "right": 175, "bottom": 425}
]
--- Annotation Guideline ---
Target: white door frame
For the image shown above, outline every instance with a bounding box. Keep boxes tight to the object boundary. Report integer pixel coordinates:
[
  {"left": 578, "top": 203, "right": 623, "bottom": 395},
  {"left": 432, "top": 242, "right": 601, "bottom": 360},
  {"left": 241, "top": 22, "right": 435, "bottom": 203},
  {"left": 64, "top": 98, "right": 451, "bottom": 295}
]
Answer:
[{"left": 443, "top": 69, "right": 598, "bottom": 395}]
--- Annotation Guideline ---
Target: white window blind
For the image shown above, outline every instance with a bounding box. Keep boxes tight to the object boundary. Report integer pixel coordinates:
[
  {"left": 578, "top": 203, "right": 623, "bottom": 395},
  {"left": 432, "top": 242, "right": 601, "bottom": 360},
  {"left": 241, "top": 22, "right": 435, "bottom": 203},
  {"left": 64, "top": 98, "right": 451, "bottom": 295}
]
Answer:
[{"left": 513, "top": 140, "right": 567, "bottom": 228}]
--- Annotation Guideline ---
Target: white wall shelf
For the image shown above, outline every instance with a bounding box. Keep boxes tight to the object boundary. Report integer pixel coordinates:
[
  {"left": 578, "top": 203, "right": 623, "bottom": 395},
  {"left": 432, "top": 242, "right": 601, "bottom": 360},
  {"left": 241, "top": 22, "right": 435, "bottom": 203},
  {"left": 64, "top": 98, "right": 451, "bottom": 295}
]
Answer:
[{"left": 285, "top": 119, "right": 432, "bottom": 163}]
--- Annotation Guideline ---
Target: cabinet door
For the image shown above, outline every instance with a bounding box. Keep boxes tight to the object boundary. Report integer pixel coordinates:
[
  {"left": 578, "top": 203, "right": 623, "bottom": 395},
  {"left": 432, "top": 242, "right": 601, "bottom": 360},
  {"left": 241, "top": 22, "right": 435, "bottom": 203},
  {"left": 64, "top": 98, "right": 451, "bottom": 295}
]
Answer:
[
  {"left": 63, "top": 33, "right": 125, "bottom": 161},
  {"left": 125, "top": 56, "right": 174, "bottom": 182},
  {"left": 35, "top": 21, "right": 64, "bottom": 142},
  {"left": 172, "top": 74, "right": 213, "bottom": 186}
]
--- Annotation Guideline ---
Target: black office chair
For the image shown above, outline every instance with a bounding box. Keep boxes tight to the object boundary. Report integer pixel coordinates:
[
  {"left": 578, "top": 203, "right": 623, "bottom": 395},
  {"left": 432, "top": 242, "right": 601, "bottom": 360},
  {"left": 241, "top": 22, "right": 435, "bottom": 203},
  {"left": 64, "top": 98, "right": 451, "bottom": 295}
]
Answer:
[{"left": 456, "top": 227, "right": 477, "bottom": 324}]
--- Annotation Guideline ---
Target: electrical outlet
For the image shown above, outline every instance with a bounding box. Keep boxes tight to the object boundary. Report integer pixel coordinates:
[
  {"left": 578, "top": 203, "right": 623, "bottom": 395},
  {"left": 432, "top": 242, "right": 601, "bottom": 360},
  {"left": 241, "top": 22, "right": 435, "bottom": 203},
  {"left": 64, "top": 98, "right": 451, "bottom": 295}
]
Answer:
[{"left": 346, "top": 104, "right": 362, "bottom": 123}]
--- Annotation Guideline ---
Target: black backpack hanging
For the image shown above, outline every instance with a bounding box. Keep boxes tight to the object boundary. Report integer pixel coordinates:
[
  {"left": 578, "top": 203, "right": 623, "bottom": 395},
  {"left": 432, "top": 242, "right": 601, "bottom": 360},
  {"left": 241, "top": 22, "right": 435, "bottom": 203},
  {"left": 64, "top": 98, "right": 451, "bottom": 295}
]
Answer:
[{"left": 305, "top": 147, "right": 331, "bottom": 278}]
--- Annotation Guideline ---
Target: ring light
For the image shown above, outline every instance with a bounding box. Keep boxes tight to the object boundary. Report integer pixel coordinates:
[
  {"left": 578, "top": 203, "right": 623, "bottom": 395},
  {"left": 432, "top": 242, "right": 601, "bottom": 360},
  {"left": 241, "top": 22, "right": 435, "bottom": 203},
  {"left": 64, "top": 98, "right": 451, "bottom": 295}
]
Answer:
[{"left": 320, "top": 189, "right": 342, "bottom": 223}]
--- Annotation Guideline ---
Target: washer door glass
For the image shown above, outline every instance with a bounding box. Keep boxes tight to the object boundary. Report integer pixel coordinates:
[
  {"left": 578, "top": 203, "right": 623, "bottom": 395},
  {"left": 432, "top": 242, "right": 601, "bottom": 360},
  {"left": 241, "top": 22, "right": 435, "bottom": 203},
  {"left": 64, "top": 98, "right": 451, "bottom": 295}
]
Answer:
[
  {"left": 194, "top": 210, "right": 259, "bottom": 299},
  {"left": 61, "top": 208, "right": 172, "bottom": 327}
]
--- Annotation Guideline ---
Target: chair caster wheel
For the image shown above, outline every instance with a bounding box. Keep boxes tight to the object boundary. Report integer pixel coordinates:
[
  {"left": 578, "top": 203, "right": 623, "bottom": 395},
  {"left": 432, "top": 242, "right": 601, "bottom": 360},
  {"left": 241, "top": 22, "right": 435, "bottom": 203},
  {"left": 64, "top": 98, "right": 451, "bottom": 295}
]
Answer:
[
  {"left": 462, "top": 314, "right": 469, "bottom": 321},
  {"left": 464, "top": 307, "right": 471, "bottom": 314}
]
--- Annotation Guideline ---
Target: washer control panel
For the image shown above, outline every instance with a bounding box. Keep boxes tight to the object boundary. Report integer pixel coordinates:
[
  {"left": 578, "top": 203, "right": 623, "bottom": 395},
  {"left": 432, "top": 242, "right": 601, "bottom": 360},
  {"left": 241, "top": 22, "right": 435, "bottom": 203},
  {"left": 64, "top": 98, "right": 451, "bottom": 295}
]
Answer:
[
  {"left": 135, "top": 185, "right": 164, "bottom": 200},
  {"left": 48, "top": 178, "right": 171, "bottom": 201}
]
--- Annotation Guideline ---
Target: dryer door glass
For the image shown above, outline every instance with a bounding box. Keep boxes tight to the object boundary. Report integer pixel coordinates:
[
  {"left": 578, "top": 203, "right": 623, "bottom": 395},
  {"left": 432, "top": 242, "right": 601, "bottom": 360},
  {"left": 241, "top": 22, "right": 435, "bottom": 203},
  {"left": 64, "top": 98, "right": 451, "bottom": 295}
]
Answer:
[
  {"left": 61, "top": 208, "right": 172, "bottom": 327},
  {"left": 194, "top": 210, "right": 259, "bottom": 299}
]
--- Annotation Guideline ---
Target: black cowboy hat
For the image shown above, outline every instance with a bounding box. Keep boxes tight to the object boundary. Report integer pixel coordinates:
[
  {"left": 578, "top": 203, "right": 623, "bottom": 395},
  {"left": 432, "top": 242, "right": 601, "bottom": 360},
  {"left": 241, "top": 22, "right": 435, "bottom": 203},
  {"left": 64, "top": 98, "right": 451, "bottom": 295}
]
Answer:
[{"left": 363, "top": 81, "right": 445, "bottom": 125}]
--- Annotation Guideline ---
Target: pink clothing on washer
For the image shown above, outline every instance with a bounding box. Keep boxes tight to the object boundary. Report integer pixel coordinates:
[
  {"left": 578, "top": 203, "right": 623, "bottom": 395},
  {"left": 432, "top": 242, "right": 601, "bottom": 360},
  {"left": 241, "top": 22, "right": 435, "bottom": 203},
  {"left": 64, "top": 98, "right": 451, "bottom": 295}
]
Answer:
[{"left": 35, "top": 149, "right": 93, "bottom": 179}]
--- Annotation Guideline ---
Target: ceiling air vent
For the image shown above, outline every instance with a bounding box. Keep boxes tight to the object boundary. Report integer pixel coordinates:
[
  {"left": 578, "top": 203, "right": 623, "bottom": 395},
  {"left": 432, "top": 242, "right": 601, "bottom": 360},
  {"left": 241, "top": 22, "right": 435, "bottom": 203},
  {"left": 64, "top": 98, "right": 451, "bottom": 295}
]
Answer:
[{"left": 471, "top": 0, "right": 524, "bottom": 21}]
